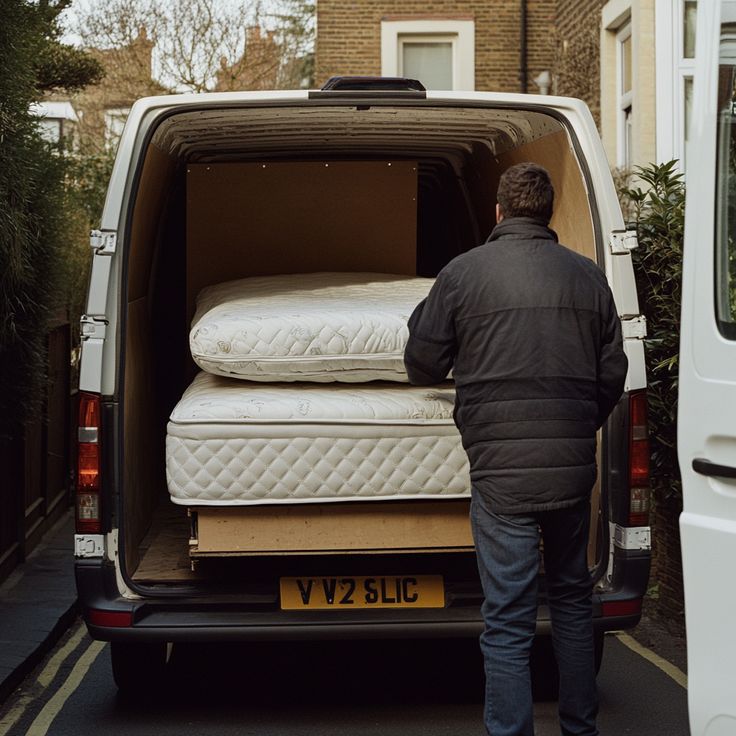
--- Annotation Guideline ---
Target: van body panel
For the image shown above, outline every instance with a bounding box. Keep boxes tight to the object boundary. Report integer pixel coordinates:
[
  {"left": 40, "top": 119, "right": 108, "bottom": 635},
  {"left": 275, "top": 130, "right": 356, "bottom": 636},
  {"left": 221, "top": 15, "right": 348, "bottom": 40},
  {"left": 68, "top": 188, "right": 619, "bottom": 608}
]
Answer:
[{"left": 679, "top": 2, "right": 736, "bottom": 733}]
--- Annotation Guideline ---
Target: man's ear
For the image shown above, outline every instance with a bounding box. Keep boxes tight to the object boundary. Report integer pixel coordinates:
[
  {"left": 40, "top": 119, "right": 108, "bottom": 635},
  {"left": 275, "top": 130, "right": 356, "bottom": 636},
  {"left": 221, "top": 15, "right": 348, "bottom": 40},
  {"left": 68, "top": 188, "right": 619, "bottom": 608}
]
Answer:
[{"left": 496, "top": 203, "right": 503, "bottom": 223}]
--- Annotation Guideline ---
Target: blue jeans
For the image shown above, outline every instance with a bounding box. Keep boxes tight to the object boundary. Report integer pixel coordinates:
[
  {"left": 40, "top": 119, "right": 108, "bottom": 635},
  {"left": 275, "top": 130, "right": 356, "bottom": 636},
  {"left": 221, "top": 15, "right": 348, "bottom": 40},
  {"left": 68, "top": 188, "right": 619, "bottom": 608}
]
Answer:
[{"left": 470, "top": 489, "right": 599, "bottom": 736}]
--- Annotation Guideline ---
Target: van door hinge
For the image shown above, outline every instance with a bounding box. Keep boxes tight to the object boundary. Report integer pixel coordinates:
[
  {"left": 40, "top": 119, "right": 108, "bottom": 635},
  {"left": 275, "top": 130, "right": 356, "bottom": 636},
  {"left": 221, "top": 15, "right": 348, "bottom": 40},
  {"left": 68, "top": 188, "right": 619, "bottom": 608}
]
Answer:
[
  {"left": 622, "top": 316, "right": 647, "bottom": 340},
  {"left": 90, "top": 229, "right": 117, "bottom": 255},
  {"left": 80, "top": 314, "right": 108, "bottom": 340},
  {"left": 79, "top": 315, "right": 108, "bottom": 394},
  {"left": 609, "top": 230, "right": 638, "bottom": 254}
]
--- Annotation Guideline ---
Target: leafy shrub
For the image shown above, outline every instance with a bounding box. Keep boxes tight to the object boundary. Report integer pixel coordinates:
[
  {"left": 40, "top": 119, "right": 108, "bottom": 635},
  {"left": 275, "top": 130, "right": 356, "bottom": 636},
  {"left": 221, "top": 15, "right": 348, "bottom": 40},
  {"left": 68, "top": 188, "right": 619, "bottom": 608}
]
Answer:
[
  {"left": 0, "top": 0, "right": 101, "bottom": 436},
  {"left": 622, "top": 161, "right": 685, "bottom": 502}
]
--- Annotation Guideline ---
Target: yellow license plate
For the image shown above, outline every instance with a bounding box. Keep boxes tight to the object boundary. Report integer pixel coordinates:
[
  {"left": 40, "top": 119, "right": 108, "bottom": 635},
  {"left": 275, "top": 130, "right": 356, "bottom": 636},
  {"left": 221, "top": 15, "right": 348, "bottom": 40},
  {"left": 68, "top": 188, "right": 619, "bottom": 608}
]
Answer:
[{"left": 280, "top": 575, "right": 444, "bottom": 610}]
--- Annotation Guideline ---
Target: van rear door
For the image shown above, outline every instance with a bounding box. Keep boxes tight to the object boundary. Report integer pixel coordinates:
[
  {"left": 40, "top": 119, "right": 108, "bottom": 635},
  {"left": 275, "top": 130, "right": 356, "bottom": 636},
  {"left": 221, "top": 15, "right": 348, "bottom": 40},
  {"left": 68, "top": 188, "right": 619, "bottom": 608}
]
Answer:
[{"left": 679, "top": 2, "right": 736, "bottom": 734}]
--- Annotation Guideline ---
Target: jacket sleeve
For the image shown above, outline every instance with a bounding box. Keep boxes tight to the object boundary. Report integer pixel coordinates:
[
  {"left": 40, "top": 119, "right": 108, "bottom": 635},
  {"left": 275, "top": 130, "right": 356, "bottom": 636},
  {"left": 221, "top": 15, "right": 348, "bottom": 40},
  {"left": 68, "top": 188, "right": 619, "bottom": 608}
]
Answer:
[
  {"left": 404, "top": 270, "right": 457, "bottom": 385},
  {"left": 596, "top": 292, "right": 628, "bottom": 428}
]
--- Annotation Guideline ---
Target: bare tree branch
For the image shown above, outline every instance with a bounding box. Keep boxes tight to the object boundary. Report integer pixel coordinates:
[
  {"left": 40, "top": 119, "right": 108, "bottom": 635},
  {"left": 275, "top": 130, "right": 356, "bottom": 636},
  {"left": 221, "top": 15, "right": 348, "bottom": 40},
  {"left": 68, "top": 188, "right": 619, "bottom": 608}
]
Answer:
[{"left": 72, "top": 0, "right": 313, "bottom": 94}]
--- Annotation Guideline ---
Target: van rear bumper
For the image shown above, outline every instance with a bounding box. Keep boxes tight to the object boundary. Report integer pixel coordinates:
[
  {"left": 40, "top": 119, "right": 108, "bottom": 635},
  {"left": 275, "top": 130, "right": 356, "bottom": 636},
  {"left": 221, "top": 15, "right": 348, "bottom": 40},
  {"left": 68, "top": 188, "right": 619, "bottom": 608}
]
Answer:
[{"left": 76, "top": 556, "right": 648, "bottom": 642}]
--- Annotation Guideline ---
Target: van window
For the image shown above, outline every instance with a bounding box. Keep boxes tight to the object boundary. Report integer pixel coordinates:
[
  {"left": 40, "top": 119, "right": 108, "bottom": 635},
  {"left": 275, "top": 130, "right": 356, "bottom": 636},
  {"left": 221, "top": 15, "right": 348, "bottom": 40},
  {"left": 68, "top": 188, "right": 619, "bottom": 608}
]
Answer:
[{"left": 715, "top": 27, "right": 736, "bottom": 340}]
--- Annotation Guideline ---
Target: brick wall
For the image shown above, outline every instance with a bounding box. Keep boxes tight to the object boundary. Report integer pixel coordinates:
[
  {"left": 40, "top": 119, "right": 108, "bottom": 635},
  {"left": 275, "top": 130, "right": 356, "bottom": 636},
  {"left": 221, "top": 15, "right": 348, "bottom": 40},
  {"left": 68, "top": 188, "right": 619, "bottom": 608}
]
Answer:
[
  {"left": 315, "top": 1, "right": 556, "bottom": 94},
  {"left": 650, "top": 496, "right": 685, "bottom": 635},
  {"left": 554, "top": 0, "right": 605, "bottom": 125}
]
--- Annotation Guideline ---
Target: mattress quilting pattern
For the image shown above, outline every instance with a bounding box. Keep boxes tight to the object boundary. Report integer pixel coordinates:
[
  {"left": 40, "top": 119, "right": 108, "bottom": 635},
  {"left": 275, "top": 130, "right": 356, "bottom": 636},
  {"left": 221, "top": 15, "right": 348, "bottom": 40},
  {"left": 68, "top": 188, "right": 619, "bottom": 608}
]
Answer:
[
  {"left": 189, "top": 272, "right": 433, "bottom": 382},
  {"left": 166, "top": 373, "right": 470, "bottom": 505}
]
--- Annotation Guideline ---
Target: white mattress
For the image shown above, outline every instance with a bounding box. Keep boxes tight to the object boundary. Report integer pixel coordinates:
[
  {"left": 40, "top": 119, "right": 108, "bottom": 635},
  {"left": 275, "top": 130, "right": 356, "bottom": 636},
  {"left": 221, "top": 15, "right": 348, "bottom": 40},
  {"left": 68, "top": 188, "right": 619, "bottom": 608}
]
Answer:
[
  {"left": 189, "top": 272, "right": 433, "bottom": 382},
  {"left": 166, "top": 372, "right": 470, "bottom": 505}
]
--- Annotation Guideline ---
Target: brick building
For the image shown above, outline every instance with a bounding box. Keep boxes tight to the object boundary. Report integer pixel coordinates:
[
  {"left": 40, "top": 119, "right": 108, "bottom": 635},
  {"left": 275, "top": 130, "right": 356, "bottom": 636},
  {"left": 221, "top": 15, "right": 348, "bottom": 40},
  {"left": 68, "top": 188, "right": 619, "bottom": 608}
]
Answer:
[
  {"left": 315, "top": 1, "right": 557, "bottom": 95},
  {"left": 214, "top": 26, "right": 282, "bottom": 92},
  {"left": 41, "top": 24, "right": 289, "bottom": 150},
  {"left": 557, "top": 0, "right": 694, "bottom": 177},
  {"left": 40, "top": 29, "right": 164, "bottom": 150},
  {"left": 599, "top": 0, "right": 696, "bottom": 177},
  {"left": 77, "top": 29, "right": 166, "bottom": 147}
]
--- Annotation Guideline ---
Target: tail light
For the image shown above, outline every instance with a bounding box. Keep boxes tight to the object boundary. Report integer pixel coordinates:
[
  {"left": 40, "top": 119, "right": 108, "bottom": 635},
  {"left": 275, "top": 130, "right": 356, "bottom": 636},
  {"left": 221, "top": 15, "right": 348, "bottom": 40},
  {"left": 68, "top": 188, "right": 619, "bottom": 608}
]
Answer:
[
  {"left": 77, "top": 392, "right": 102, "bottom": 533},
  {"left": 628, "top": 391, "right": 651, "bottom": 526}
]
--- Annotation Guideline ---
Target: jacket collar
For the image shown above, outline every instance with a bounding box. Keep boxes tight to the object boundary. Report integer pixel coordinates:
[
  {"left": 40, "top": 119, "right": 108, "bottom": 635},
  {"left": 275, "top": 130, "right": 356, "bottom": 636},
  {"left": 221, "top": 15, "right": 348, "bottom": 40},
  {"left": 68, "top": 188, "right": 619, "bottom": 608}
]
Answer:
[{"left": 486, "top": 216, "right": 559, "bottom": 243}]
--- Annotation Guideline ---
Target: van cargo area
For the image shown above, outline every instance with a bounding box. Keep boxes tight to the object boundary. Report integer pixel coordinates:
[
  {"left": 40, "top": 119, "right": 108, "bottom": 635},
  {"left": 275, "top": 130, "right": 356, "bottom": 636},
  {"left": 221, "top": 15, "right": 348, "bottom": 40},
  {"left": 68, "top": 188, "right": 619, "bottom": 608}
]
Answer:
[{"left": 118, "top": 102, "right": 602, "bottom": 590}]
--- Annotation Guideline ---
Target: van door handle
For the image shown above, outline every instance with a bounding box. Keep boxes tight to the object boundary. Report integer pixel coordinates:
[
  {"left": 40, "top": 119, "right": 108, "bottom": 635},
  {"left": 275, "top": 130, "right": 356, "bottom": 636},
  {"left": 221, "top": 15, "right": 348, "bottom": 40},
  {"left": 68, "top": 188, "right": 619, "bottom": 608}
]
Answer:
[{"left": 692, "top": 458, "right": 736, "bottom": 479}]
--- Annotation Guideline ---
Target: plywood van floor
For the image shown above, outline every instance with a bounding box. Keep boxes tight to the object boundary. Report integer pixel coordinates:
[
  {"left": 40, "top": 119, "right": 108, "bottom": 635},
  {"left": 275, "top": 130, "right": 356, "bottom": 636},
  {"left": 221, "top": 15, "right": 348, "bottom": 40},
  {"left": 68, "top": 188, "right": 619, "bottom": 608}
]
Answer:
[{"left": 133, "top": 502, "right": 201, "bottom": 582}]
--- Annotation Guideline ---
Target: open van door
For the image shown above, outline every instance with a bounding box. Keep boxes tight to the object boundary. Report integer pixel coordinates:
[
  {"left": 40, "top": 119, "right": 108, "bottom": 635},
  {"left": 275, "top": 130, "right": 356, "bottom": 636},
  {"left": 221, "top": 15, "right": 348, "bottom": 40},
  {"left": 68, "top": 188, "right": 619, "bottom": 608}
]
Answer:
[{"left": 680, "top": 2, "right": 736, "bottom": 734}]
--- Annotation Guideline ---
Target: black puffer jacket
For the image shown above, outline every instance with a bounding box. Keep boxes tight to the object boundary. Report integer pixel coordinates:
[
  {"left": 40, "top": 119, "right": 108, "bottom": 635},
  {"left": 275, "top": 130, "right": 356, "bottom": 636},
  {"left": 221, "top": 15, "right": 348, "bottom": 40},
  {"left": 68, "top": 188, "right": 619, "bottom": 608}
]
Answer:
[{"left": 404, "top": 217, "right": 628, "bottom": 513}]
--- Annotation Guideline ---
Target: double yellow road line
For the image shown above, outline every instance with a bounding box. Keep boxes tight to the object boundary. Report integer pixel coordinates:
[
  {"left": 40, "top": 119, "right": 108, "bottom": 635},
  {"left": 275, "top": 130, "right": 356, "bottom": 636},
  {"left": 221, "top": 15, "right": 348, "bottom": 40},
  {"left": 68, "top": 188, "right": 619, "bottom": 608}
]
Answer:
[{"left": 0, "top": 624, "right": 105, "bottom": 736}]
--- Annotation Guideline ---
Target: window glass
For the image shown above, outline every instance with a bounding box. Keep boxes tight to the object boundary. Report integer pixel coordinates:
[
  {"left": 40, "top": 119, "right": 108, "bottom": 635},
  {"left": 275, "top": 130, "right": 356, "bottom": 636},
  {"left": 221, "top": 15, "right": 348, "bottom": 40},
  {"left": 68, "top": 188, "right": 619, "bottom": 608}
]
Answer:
[
  {"left": 624, "top": 107, "right": 633, "bottom": 168},
  {"left": 715, "top": 35, "right": 736, "bottom": 339},
  {"left": 616, "top": 23, "right": 633, "bottom": 168},
  {"left": 621, "top": 33, "right": 632, "bottom": 94},
  {"left": 684, "top": 0, "right": 697, "bottom": 59},
  {"left": 684, "top": 76, "right": 694, "bottom": 169},
  {"left": 38, "top": 118, "right": 62, "bottom": 144},
  {"left": 401, "top": 41, "right": 453, "bottom": 90}
]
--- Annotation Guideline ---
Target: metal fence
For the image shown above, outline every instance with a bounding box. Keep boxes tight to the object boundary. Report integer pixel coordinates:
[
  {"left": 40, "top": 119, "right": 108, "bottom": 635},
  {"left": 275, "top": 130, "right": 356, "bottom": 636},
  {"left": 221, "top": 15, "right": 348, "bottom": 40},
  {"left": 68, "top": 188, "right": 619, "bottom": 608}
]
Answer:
[{"left": 0, "top": 322, "right": 73, "bottom": 583}]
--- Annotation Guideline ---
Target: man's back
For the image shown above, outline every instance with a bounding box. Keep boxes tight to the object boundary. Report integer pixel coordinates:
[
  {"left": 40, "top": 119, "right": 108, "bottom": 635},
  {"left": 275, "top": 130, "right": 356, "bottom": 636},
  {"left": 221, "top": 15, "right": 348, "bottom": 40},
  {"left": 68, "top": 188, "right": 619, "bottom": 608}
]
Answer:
[
  {"left": 404, "top": 216, "right": 627, "bottom": 513},
  {"left": 449, "top": 218, "right": 612, "bottom": 389}
]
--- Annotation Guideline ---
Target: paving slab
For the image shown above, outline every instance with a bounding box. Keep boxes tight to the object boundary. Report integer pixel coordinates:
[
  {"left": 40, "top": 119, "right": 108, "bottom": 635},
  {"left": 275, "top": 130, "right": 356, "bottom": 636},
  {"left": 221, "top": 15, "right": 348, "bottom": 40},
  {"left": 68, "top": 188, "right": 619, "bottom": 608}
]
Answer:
[{"left": 0, "top": 512, "right": 77, "bottom": 704}]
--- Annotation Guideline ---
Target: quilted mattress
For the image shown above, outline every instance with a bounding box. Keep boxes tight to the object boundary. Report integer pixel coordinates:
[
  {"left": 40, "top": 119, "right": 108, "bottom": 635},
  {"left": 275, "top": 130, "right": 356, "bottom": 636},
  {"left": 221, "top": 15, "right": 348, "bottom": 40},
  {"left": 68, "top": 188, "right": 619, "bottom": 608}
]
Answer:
[
  {"left": 166, "top": 372, "right": 470, "bottom": 505},
  {"left": 189, "top": 272, "right": 433, "bottom": 382}
]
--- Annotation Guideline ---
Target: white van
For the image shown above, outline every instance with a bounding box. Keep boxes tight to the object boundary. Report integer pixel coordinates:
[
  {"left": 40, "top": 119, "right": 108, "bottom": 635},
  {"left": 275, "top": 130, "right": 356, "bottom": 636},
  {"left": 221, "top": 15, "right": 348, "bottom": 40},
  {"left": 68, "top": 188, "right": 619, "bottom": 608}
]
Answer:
[
  {"left": 73, "top": 78, "right": 651, "bottom": 692},
  {"left": 679, "top": 3, "right": 736, "bottom": 734}
]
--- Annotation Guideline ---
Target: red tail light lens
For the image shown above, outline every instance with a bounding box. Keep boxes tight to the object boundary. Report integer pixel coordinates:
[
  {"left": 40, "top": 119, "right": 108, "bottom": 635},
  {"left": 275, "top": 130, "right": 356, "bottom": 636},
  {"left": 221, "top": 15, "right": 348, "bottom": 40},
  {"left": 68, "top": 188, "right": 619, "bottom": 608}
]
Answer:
[
  {"left": 628, "top": 391, "right": 651, "bottom": 526},
  {"left": 87, "top": 609, "right": 133, "bottom": 628},
  {"left": 601, "top": 598, "right": 642, "bottom": 618},
  {"left": 79, "top": 392, "right": 100, "bottom": 429},
  {"left": 77, "top": 392, "right": 102, "bottom": 533}
]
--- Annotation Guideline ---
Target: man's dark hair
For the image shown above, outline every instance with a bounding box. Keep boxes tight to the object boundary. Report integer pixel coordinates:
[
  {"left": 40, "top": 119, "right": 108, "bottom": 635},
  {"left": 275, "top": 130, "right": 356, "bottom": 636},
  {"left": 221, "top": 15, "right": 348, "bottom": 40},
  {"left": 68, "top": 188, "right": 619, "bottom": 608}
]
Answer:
[{"left": 496, "top": 162, "right": 554, "bottom": 222}]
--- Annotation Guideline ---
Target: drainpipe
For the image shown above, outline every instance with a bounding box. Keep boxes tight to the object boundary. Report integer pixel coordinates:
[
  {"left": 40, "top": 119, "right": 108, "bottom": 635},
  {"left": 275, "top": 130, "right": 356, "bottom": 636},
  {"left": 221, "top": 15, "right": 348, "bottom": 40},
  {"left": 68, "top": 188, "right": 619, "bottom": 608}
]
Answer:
[{"left": 519, "top": 0, "right": 528, "bottom": 93}]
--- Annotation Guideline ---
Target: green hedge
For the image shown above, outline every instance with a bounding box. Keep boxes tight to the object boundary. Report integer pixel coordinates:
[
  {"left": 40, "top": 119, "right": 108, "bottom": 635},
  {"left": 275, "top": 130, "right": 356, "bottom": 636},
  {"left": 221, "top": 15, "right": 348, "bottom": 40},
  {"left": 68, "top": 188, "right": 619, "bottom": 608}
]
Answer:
[
  {"left": 622, "top": 161, "right": 685, "bottom": 502},
  {"left": 0, "top": 0, "right": 101, "bottom": 436}
]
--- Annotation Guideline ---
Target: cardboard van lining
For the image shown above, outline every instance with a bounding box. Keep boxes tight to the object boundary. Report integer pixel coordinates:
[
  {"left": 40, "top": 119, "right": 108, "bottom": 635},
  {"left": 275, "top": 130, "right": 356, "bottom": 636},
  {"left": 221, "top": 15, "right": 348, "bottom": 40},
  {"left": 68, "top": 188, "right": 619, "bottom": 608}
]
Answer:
[{"left": 123, "top": 107, "right": 600, "bottom": 580}]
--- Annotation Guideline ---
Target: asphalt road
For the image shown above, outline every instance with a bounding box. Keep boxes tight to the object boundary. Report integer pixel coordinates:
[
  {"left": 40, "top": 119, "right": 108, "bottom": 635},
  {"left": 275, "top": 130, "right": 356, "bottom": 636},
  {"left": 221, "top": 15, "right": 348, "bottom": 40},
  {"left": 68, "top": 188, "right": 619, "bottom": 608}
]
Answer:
[{"left": 0, "top": 620, "right": 689, "bottom": 735}]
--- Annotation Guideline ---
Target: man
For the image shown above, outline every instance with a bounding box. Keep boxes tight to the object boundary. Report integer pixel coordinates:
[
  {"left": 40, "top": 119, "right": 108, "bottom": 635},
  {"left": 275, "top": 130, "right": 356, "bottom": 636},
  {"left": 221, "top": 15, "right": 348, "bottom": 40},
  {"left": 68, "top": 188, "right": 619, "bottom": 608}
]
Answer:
[{"left": 404, "top": 162, "right": 627, "bottom": 736}]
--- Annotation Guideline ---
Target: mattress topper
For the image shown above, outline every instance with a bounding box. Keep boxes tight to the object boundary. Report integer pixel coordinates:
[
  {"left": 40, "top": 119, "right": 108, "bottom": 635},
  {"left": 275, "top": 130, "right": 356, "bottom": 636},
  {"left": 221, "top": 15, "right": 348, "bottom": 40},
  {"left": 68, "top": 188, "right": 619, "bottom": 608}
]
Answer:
[
  {"left": 189, "top": 272, "right": 434, "bottom": 382},
  {"left": 170, "top": 372, "right": 456, "bottom": 425}
]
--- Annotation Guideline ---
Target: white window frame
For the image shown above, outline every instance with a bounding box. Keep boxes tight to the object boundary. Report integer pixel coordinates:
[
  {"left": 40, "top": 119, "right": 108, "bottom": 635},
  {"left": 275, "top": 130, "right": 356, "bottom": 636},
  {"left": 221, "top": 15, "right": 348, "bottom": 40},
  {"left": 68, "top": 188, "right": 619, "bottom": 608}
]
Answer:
[
  {"left": 381, "top": 19, "right": 475, "bottom": 91},
  {"left": 616, "top": 22, "right": 634, "bottom": 168},
  {"left": 655, "top": 0, "right": 697, "bottom": 170}
]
